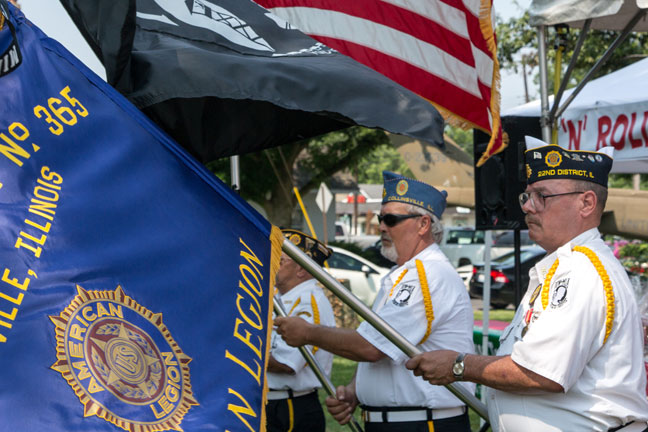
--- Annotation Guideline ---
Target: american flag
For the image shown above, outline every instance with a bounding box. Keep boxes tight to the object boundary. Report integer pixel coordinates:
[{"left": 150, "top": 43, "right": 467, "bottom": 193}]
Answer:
[{"left": 254, "top": 0, "right": 505, "bottom": 165}]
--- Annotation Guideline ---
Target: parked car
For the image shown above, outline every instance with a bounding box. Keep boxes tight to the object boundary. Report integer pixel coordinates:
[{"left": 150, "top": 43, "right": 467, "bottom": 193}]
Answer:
[
  {"left": 362, "top": 239, "right": 397, "bottom": 268},
  {"left": 327, "top": 246, "right": 390, "bottom": 306},
  {"left": 469, "top": 246, "right": 546, "bottom": 309},
  {"left": 440, "top": 226, "right": 534, "bottom": 267},
  {"left": 456, "top": 264, "right": 473, "bottom": 291},
  {"left": 334, "top": 221, "right": 380, "bottom": 249}
]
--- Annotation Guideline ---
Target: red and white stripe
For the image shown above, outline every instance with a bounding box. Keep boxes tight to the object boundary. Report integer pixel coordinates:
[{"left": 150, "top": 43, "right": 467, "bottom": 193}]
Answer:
[{"left": 255, "top": 0, "right": 504, "bottom": 163}]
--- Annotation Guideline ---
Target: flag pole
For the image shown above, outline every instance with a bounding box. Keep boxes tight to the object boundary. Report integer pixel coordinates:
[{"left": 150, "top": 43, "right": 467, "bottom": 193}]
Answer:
[
  {"left": 273, "top": 295, "right": 364, "bottom": 432},
  {"left": 281, "top": 240, "right": 490, "bottom": 422},
  {"left": 230, "top": 155, "right": 240, "bottom": 193}
]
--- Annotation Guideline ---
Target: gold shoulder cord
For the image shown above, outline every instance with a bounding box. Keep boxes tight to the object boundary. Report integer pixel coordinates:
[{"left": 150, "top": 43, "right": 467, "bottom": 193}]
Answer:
[
  {"left": 415, "top": 260, "right": 434, "bottom": 345},
  {"left": 540, "top": 246, "right": 615, "bottom": 344},
  {"left": 389, "top": 268, "right": 408, "bottom": 298},
  {"left": 288, "top": 297, "right": 301, "bottom": 315},
  {"left": 0, "top": 12, "right": 5, "bottom": 31},
  {"left": 309, "top": 293, "right": 320, "bottom": 354}
]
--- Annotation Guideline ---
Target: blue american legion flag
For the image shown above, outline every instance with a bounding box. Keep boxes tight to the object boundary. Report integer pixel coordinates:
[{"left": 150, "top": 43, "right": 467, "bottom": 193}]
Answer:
[{"left": 0, "top": 3, "right": 281, "bottom": 431}]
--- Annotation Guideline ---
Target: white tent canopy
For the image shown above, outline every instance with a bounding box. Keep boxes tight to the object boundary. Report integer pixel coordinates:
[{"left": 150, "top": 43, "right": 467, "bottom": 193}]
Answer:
[
  {"left": 503, "top": 56, "right": 648, "bottom": 174},
  {"left": 530, "top": 0, "right": 648, "bottom": 30},
  {"left": 506, "top": 0, "right": 648, "bottom": 174}
]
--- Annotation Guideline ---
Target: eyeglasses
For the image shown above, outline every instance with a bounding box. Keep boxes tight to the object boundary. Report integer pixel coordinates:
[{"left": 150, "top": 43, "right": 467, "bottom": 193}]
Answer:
[
  {"left": 518, "top": 191, "right": 585, "bottom": 211},
  {"left": 378, "top": 213, "right": 422, "bottom": 227}
]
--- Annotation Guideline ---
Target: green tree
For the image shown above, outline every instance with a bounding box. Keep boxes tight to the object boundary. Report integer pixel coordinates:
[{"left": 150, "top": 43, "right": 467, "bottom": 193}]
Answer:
[
  {"left": 207, "top": 127, "right": 389, "bottom": 227},
  {"left": 445, "top": 125, "right": 473, "bottom": 156},
  {"left": 354, "top": 142, "right": 414, "bottom": 183},
  {"left": 608, "top": 174, "right": 648, "bottom": 189}
]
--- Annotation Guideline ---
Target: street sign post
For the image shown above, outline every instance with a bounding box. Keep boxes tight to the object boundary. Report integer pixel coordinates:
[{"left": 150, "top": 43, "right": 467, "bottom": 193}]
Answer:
[{"left": 315, "top": 182, "right": 333, "bottom": 243}]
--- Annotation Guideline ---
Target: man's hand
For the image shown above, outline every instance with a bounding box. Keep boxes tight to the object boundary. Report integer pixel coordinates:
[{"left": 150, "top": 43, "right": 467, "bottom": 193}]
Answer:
[
  {"left": 325, "top": 384, "right": 359, "bottom": 425},
  {"left": 274, "top": 316, "right": 312, "bottom": 347},
  {"left": 405, "top": 350, "right": 457, "bottom": 386}
]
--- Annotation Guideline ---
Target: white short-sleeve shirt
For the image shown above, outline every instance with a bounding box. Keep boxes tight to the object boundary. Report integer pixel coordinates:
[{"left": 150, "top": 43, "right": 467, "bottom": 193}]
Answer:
[
  {"left": 355, "top": 243, "right": 475, "bottom": 408},
  {"left": 487, "top": 228, "right": 648, "bottom": 431},
  {"left": 267, "top": 279, "right": 335, "bottom": 392}
]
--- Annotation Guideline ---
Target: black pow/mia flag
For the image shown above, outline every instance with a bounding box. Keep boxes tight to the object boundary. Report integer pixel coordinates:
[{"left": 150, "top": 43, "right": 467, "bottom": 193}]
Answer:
[{"left": 58, "top": 0, "right": 444, "bottom": 162}]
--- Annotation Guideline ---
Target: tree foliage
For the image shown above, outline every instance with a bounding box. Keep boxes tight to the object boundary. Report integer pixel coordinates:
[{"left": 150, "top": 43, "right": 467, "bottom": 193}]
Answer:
[
  {"left": 207, "top": 127, "right": 389, "bottom": 226},
  {"left": 445, "top": 125, "right": 473, "bottom": 156},
  {"left": 354, "top": 141, "right": 414, "bottom": 183}
]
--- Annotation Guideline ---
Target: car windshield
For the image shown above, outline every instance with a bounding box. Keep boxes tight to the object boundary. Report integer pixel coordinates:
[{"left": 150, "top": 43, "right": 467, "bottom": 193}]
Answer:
[
  {"left": 328, "top": 252, "right": 367, "bottom": 271},
  {"left": 493, "top": 249, "right": 543, "bottom": 266},
  {"left": 445, "top": 229, "right": 484, "bottom": 245},
  {"left": 493, "top": 230, "right": 534, "bottom": 246}
]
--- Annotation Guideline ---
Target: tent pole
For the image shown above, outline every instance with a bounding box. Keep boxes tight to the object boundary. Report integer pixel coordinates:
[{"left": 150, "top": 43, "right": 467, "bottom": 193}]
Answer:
[
  {"left": 281, "top": 239, "right": 491, "bottom": 422},
  {"left": 537, "top": 25, "right": 551, "bottom": 142},
  {"left": 549, "top": 19, "right": 591, "bottom": 122}
]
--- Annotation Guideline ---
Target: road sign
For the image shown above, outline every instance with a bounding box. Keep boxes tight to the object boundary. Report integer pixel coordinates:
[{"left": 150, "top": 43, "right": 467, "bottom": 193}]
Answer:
[{"left": 315, "top": 182, "right": 333, "bottom": 213}]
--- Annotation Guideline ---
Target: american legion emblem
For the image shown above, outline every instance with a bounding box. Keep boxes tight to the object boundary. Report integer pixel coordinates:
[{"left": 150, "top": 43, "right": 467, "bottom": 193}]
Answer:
[
  {"left": 396, "top": 180, "right": 408, "bottom": 196},
  {"left": 50, "top": 285, "right": 198, "bottom": 431},
  {"left": 545, "top": 150, "right": 562, "bottom": 168}
]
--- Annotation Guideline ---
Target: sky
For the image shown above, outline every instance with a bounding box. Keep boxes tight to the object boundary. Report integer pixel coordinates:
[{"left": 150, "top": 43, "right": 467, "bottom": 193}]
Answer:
[{"left": 18, "top": 0, "right": 533, "bottom": 110}]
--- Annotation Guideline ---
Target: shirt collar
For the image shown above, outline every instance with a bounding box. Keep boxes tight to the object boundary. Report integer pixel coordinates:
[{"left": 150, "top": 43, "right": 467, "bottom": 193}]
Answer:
[
  {"left": 280, "top": 278, "right": 315, "bottom": 300},
  {"left": 388, "top": 243, "right": 443, "bottom": 280},
  {"left": 531, "top": 227, "right": 601, "bottom": 282}
]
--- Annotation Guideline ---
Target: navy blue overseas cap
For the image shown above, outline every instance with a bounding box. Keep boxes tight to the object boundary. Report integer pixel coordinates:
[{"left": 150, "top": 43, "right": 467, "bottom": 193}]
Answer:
[
  {"left": 281, "top": 229, "right": 332, "bottom": 266},
  {"left": 381, "top": 171, "right": 448, "bottom": 218},
  {"left": 524, "top": 136, "right": 614, "bottom": 188}
]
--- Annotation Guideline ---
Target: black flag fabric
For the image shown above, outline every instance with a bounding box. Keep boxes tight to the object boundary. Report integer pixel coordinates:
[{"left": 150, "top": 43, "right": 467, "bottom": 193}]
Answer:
[{"left": 58, "top": 0, "right": 445, "bottom": 163}]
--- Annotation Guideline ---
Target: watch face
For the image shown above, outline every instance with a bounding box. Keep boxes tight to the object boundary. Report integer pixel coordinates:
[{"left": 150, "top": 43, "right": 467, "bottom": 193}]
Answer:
[{"left": 453, "top": 363, "right": 463, "bottom": 375}]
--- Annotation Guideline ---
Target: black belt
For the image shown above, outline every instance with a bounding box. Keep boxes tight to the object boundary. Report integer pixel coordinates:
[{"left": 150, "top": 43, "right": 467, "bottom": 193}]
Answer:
[
  {"left": 267, "top": 388, "right": 316, "bottom": 400},
  {"left": 360, "top": 404, "right": 466, "bottom": 423}
]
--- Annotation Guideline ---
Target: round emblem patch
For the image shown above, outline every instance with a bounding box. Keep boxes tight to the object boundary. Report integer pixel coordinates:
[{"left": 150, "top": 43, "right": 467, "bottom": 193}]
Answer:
[
  {"left": 545, "top": 151, "right": 562, "bottom": 168},
  {"left": 50, "top": 285, "right": 198, "bottom": 431},
  {"left": 392, "top": 283, "right": 414, "bottom": 307},
  {"left": 289, "top": 233, "right": 301, "bottom": 245},
  {"left": 526, "top": 164, "right": 532, "bottom": 179},
  {"left": 550, "top": 278, "right": 569, "bottom": 308},
  {"left": 396, "top": 180, "right": 408, "bottom": 196}
]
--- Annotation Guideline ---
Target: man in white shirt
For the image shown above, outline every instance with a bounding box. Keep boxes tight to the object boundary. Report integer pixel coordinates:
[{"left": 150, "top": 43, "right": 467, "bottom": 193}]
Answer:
[
  {"left": 266, "top": 229, "right": 336, "bottom": 432},
  {"left": 275, "top": 172, "right": 475, "bottom": 432},
  {"left": 406, "top": 138, "right": 648, "bottom": 431}
]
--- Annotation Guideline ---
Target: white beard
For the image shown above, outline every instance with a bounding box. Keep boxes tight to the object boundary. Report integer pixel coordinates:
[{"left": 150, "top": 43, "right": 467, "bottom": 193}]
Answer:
[{"left": 381, "top": 243, "right": 399, "bottom": 263}]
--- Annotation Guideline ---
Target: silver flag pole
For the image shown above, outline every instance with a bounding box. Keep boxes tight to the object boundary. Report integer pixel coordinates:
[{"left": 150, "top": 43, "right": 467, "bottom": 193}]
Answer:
[
  {"left": 273, "top": 295, "right": 364, "bottom": 432},
  {"left": 281, "top": 240, "right": 490, "bottom": 421}
]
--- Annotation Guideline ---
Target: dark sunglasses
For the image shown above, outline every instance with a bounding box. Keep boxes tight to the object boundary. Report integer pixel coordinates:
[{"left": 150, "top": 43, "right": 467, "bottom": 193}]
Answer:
[{"left": 378, "top": 213, "right": 421, "bottom": 227}]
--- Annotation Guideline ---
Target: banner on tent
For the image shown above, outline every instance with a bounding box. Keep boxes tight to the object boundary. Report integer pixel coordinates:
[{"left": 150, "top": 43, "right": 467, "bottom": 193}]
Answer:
[{"left": 559, "top": 101, "right": 648, "bottom": 161}]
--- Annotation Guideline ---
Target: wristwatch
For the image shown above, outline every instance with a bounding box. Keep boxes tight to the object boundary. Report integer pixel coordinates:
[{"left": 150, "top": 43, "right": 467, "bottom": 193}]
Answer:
[{"left": 452, "top": 352, "right": 466, "bottom": 380}]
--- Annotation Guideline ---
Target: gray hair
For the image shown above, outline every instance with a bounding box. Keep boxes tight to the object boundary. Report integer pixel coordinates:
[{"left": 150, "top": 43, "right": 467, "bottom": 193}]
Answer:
[{"left": 405, "top": 204, "right": 444, "bottom": 244}]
